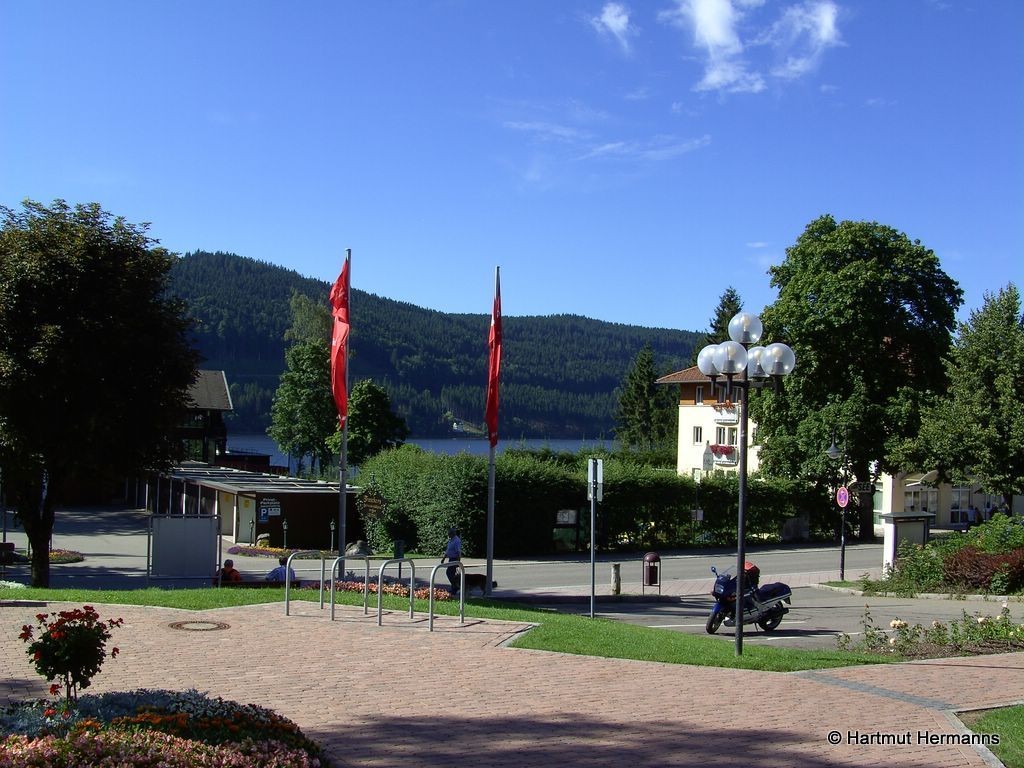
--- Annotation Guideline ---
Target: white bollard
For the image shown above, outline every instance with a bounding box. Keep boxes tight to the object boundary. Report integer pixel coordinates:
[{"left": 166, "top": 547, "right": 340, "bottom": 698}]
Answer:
[{"left": 611, "top": 563, "right": 621, "bottom": 595}]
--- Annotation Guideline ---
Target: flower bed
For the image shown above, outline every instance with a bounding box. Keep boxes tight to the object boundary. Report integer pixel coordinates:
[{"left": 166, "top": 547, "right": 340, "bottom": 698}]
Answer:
[{"left": 0, "top": 689, "right": 326, "bottom": 767}]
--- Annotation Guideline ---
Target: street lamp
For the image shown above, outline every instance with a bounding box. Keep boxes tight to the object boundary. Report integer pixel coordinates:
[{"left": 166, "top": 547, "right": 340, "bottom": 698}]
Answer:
[
  {"left": 282, "top": 518, "right": 289, "bottom": 550},
  {"left": 330, "top": 518, "right": 336, "bottom": 553},
  {"left": 696, "top": 311, "right": 795, "bottom": 656}
]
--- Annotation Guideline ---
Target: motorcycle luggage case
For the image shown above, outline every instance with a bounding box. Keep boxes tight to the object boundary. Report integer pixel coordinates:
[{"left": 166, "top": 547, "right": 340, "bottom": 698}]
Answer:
[
  {"left": 743, "top": 562, "right": 760, "bottom": 586},
  {"left": 758, "top": 582, "right": 791, "bottom": 602}
]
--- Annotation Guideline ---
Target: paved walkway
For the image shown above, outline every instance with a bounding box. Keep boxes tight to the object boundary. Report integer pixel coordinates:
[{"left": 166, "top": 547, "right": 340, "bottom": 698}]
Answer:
[{"left": 1, "top": 597, "right": 1018, "bottom": 767}]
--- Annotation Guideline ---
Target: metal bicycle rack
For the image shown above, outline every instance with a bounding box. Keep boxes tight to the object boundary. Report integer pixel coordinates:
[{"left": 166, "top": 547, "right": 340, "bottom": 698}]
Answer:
[
  {"left": 329, "top": 554, "right": 371, "bottom": 620},
  {"left": 283, "top": 551, "right": 327, "bottom": 616},
  {"left": 377, "top": 558, "right": 416, "bottom": 626},
  {"left": 428, "top": 561, "right": 465, "bottom": 631},
  {"left": 284, "top": 555, "right": 469, "bottom": 633}
]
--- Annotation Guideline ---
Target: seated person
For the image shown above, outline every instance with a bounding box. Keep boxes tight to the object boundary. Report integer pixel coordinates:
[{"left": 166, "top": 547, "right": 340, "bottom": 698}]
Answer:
[
  {"left": 265, "top": 556, "right": 297, "bottom": 583},
  {"left": 214, "top": 559, "right": 243, "bottom": 584}
]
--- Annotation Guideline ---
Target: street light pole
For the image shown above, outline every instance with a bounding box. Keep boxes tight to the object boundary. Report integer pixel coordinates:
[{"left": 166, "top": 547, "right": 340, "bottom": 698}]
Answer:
[{"left": 697, "top": 312, "right": 795, "bottom": 656}]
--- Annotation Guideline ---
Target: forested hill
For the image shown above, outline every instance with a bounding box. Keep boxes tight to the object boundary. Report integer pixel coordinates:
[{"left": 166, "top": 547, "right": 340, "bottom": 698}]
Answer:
[{"left": 169, "top": 250, "right": 701, "bottom": 437}]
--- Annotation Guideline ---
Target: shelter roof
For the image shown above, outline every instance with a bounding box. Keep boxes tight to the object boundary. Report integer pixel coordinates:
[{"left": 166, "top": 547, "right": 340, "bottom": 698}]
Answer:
[{"left": 162, "top": 463, "right": 350, "bottom": 495}]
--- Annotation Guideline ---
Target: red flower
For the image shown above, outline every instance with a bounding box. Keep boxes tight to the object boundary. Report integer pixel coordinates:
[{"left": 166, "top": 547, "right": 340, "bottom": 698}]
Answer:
[{"left": 49, "top": 684, "right": 61, "bottom": 696}]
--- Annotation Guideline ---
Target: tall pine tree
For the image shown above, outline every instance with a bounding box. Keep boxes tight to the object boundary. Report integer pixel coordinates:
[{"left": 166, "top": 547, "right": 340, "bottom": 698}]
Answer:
[{"left": 615, "top": 344, "right": 676, "bottom": 453}]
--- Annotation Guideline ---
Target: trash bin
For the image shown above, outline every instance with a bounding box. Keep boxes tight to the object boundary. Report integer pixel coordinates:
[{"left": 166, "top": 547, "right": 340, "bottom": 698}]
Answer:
[
  {"left": 643, "top": 552, "right": 661, "bottom": 587},
  {"left": 393, "top": 539, "right": 405, "bottom": 559}
]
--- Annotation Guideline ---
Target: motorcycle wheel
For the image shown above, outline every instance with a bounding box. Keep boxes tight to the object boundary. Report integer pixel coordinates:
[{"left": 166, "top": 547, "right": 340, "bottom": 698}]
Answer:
[
  {"left": 757, "top": 611, "right": 783, "bottom": 632},
  {"left": 706, "top": 609, "right": 725, "bottom": 634}
]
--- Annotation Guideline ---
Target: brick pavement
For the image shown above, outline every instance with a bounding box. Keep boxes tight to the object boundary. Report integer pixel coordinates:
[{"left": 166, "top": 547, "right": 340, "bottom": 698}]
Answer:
[{"left": 1, "top": 597, "right": 1017, "bottom": 767}]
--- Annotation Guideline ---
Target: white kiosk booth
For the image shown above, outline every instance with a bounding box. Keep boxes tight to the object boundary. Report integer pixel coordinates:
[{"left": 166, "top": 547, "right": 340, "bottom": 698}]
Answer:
[{"left": 880, "top": 510, "right": 936, "bottom": 572}]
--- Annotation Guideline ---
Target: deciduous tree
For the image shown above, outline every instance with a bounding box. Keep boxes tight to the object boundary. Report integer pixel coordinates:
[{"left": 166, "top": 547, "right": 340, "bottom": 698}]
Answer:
[
  {"left": 750, "top": 215, "right": 962, "bottom": 539},
  {"left": 0, "top": 200, "right": 199, "bottom": 586}
]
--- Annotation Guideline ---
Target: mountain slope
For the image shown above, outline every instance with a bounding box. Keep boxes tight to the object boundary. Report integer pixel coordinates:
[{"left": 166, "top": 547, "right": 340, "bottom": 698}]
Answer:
[{"left": 169, "top": 251, "right": 701, "bottom": 437}]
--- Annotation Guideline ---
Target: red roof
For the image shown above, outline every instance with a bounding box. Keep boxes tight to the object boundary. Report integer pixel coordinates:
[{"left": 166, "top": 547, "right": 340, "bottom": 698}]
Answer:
[{"left": 655, "top": 366, "right": 713, "bottom": 385}]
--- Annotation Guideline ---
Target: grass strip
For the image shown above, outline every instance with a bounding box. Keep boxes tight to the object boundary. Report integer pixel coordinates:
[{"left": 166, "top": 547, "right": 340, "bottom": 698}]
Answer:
[
  {"left": 961, "top": 705, "right": 1024, "bottom": 768},
  {"left": 0, "top": 585, "right": 891, "bottom": 672}
]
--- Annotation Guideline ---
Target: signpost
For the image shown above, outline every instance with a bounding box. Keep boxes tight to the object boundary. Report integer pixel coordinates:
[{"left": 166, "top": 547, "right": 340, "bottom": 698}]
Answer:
[{"left": 836, "top": 486, "right": 848, "bottom": 581}]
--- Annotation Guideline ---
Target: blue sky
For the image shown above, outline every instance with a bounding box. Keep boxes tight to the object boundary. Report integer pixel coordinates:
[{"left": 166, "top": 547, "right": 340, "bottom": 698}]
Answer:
[{"left": 2, "top": 0, "right": 1021, "bottom": 332}]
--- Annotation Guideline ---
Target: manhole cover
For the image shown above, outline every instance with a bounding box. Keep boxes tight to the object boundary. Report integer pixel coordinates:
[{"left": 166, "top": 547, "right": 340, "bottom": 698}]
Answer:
[{"left": 168, "top": 620, "right": 230, "bottom": 632}]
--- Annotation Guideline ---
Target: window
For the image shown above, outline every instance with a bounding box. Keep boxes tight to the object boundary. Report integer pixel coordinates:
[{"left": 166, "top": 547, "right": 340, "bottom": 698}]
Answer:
[
  {"left": 693, "top": 426, "right": 703, "bottom": 444},
  {"left": 728, "top": 428, "right": 738, "bottom": 446},
  {"left": 695, "top": 385, "right": 704, "bottom": 405},
  {"left": 716, "top": 427, "right": 726, "bottom": 445}
]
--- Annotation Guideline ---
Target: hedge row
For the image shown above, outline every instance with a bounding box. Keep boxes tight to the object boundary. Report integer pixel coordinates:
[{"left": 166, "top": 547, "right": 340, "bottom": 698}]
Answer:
[{"left": 356, "top": 445, "right": 834, "bottom": 557}]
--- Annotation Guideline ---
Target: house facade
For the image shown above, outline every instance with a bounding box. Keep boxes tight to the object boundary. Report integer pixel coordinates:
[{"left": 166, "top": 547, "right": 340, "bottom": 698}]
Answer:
[{"left": 657, "top": 366, "right": 1019, "bottom": 529}]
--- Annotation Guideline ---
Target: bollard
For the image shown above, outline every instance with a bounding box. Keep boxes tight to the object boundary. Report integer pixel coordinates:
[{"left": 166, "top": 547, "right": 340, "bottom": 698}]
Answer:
[{"left": 611, "top": 563, "right": 621, "bottom": 595}]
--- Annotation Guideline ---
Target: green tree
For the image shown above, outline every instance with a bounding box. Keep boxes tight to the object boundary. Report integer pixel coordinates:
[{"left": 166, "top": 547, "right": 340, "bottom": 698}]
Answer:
[
  {"left": 900, "top": 284, "right": 1024, "bottom": 507},
  {"left": 615, "top": 344, "right": 676, "bottom": 453},
  {"left": 750, "top": 215, "right": 962, "bottom": 539},
  {"left": 690, "top": 286, "right": 743, "bottom": 365},
  {"left": 283, "top": 289, "right": 330, "bottom": 345},
  {"left": 329, "top": 379, "right": 410, "bottom": 466},
  {"left": 0, "top": 200, "right": 199, "bottom": 586},
  {"left": 268, "top": 340, "right": 335, "bottom": 476}
]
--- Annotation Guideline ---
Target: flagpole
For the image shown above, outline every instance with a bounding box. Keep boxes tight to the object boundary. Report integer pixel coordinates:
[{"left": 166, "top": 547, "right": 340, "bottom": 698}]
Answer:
[
  {"left": 485, "top": 266, "right": 500, "bottom": 596},
  {"left": 337, "top": 249, "right": 351, "bottom": 577}
]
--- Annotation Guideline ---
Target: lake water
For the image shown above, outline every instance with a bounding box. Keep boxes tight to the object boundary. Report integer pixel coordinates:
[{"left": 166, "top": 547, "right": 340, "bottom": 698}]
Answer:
[{"left": 227, "top": 434, "right": 615, "bottom": 469}]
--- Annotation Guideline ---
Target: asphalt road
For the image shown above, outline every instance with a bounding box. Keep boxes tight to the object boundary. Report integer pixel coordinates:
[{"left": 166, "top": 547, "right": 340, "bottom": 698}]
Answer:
[{"left": 5, "top": 505, "right": 1015, "bottom": 653}]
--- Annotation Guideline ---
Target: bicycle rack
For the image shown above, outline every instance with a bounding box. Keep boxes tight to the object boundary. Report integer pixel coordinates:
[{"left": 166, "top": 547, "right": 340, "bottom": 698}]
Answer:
[
  {"left": 428, "top": 561, "right": 465, "bottom": 631},
  {"left": 284, "top": 551, "right": 326, "bottom": 616},
  {"left": 329, "top": 554, "right": 371, "bottom": 620},
  {"left": 377, "top": 558, "right": 416, "bottom": 626}
]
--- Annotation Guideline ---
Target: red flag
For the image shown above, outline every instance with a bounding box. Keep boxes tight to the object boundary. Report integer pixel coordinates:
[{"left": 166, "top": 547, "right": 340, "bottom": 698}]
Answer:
[
  {"left": 330, "top": 255, "right": 351, "bottom": 427},
  {"left": 485, "top": 267, "right": 502, "bottom": 448}
]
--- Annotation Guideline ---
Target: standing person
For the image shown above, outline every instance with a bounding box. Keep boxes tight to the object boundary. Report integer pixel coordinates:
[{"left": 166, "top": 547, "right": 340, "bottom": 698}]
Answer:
[
  {"left": 441, "top": 527, "right": 461, "bottom": 595},
  {"left": 214, "top": 559, "right": 242, "bottom": 584},
  {"left": 265, "top": 556, "right": 296, "bottom": 583}
]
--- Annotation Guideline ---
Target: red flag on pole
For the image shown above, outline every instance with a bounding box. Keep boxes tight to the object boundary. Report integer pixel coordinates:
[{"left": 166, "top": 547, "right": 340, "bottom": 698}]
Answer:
[
  {"left": 485, "top": 267, "right": 502, "bottom": 448},
  {"left": 330, "top": 255, "right": 351, "bottom": 427}
]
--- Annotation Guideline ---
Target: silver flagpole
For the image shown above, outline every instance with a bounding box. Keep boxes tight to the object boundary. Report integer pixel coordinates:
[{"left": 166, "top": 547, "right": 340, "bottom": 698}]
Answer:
[{"left": 338, "top": 249, "right": 351, "bottom": 578}]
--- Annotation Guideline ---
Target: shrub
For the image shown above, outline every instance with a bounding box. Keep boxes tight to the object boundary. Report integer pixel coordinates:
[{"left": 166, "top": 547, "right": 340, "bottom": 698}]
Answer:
[
  {"left": 942, "top": 546, "right": 1024, "bottom": 593},
  {"left": 19, "top": 606, "right": 122, "bottom": 703}
]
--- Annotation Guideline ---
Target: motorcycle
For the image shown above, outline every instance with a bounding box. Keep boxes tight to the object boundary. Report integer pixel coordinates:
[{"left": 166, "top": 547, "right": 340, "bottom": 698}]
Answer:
[{"left": 705, "top": 561, "right": 792, "bottom": 634}]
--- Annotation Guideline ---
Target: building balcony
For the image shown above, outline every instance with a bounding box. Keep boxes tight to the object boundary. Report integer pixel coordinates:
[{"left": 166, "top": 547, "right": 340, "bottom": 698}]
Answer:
[
  {"left": 711, "top": 444, "right": 737, "bottom": 466},
  {"left": 711, "top": 403, "right": 739, "bottom": 425}
]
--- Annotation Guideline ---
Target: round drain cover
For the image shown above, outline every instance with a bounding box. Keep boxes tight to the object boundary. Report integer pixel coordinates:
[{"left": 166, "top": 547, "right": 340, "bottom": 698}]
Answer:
[{"left": 168, "top": 620, "right": 230, "bottom": 632}]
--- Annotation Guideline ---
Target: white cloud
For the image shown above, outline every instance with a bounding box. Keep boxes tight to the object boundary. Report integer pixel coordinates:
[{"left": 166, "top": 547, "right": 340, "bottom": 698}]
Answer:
[
  {"left": 503, "top": 121, "right": 587, "bottom": 142},
  {"left": 759, "top": 0, "right": 842, "bottom": 79},
  {"left": 661, "top": 0, "right": 765, "bottom": 93},
  {"left": 660, "top": 0, "right": 843, "bottom": 95},
  {"left": 591, "top": 2, "right": 636, "bottom": 54},
  {"left": 576, "top": 133, "right": 712, "bottom": 161},
  {"left": 746, "top": 241, "right": 769, "bottom": 248}
]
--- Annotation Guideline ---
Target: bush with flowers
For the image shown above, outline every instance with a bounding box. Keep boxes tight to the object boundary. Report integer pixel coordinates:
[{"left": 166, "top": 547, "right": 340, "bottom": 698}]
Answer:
[
  {"left": 837, "top": 603, "right": 1024, "bottom": 658},
  {"left": 19, "top": 606, "right": 122, "bottom": 703}
]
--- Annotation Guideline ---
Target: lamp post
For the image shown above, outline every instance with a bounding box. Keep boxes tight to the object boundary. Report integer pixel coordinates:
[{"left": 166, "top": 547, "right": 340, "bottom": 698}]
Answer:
[
  {"left": 697, "top": 312, "right": 795, "bottom": 656},
  {"left": 330, "top": 518, "right": 337, "bottom": 553},
  {"left": 826, "top": 432, "right": 847, "bottom": 581},
  {"left": 282, "top": 518, "right": 289, "bottom": 550}
]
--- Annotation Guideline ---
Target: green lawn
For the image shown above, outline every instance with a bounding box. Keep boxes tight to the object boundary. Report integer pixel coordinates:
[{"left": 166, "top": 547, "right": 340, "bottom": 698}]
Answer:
[
  {"left": 961, "top": 705, "right": 1024, "bottom": 768},
  {"left": 0, "top": 585, "right": 892, "bottom": 672}
]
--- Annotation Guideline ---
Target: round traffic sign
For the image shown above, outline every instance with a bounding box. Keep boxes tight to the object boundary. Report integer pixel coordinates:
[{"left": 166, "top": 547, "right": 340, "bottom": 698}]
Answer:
[{"left": 836, "top": 486, "right": 849, "bottom": 508}]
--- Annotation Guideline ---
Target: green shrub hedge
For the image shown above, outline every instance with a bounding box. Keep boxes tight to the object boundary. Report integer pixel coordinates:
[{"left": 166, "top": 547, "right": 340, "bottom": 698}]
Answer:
[{"left": 356, "top": 446, "right": 833, "bottom": 556}]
